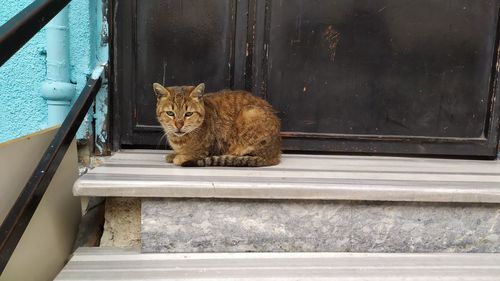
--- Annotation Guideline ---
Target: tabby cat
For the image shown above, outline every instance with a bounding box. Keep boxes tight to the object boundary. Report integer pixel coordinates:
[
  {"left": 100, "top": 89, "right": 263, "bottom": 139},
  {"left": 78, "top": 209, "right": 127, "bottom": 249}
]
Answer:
[{"left": 153, "top": 82, "right": 281, "bottom": 167}]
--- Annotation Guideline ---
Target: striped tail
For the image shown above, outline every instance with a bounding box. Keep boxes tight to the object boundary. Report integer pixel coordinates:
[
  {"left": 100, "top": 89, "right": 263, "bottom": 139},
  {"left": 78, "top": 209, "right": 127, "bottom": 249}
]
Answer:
[{"left": 182, "top": 155, "right": 269, "bottom": 167}]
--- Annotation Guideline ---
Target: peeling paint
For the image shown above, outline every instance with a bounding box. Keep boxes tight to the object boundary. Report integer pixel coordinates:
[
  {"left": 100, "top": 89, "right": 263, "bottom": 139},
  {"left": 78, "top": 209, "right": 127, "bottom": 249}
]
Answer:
[
  {"left": 162, "top": 60, "right": 168, "bottom": 85},
  {"left": 323, "top": 25, "right": 340, "bottom": 62},
  {"left": 377, "top": 6, "right": 388, "bottom": 13},
  {"left": 291, "top": 15, "right": 302, "bottom": 45},
  {"left": 94, "top": 86, "right": 109, "bottom": 154},
  {"left": 93, "top": 0, "right": 110, "bottom": 155}
]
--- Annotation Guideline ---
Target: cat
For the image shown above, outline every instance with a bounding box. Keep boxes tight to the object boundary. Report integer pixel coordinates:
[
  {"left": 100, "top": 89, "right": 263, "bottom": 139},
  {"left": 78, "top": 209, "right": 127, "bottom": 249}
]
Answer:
[{"left": 153, "top": 82, "right": 281, "bottom": 167}]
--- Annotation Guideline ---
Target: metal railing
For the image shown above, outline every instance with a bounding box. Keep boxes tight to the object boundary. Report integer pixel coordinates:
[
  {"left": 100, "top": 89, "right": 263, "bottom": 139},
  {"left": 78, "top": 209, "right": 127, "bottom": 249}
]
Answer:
[
  {"left": 0, "top": 0, "right": 105, "bottom": 272},
  {"left": 0, "top": 0, "right": 71, "bottom": 67}
]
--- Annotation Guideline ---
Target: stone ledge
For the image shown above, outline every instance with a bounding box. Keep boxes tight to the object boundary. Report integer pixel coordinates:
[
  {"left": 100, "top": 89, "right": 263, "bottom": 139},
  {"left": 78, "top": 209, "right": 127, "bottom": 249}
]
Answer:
[
  {"left": 74, "top": 150, "right": 500, "bottom": 203},
  {"left": 55, "top": 247, "right": 500, "bottom": 280}
]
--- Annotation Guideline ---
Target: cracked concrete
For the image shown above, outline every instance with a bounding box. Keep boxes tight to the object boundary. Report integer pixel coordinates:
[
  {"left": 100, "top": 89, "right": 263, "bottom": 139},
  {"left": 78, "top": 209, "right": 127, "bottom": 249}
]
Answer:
[{"left": 100, "top": 197, "right": 141, "bottom": 248}]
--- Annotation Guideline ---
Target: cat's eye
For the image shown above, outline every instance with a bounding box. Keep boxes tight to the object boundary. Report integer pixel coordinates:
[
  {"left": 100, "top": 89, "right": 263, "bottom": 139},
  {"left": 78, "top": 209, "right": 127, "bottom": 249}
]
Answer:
[
  {"left": 166, "top": 111, "right": 175, "bottom": 116},
  {"left": 185, "top": 112, "right": 193, "bottom": 117}
]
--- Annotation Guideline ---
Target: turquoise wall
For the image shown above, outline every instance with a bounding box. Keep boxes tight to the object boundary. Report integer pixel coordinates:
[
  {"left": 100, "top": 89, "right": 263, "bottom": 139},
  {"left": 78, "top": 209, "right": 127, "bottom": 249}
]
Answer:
[
  {"left": 0, "top": 0, "right": 106, "bottom": 143},
  {"left": 0, "top": 0, "right": 46, "bottom": 142}
]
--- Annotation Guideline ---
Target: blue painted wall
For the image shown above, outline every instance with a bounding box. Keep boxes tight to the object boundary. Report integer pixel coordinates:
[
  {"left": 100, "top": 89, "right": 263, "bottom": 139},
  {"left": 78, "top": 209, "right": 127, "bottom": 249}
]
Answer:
[
  {"left": 0, "top": 0, "right": 106, "bottom": 143},
  {"left": 0, "top": 0, "right": 47, "bottom": 142}
]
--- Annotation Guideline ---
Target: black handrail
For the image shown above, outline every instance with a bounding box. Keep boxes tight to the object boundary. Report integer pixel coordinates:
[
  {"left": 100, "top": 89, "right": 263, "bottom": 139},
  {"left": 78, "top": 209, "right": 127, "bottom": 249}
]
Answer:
[
  {"left": 0, "top": 0, "right": 107, "bottom": 274},
  {"left": 0, "top": 0, "right": 70, "bottom": 67},
  {"left": 0, "top": 69, "right": 103, "bottom": 273},
  {"left": 0, "top": 0, "right": 82, "bottom": 273}
]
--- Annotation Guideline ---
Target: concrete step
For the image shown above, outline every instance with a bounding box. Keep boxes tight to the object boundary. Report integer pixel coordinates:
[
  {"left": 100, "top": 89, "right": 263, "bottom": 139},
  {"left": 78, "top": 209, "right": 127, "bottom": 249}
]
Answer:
[
  {"left": 74, "top": 150, "right": 500, "bottom": 253},
  {"left": 55, "top": 247, "right": 500, "bottom": 281},
  {"left": 74, "top": 150, "right": 500, "bottom": 203},
  {"left": 141, "top": 198, "right": 500, "bottom": 253}
]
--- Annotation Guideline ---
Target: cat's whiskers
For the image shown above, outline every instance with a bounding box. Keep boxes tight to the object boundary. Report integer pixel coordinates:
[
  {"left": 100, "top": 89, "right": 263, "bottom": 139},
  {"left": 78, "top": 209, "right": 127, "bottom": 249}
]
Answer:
[{"left": 155, "top": 133, "right": 168, "bottom": 149}]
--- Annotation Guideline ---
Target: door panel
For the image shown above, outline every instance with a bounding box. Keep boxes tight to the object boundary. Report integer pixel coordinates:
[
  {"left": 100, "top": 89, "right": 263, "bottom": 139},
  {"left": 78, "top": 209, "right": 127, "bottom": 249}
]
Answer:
[
  {"left": 263, "top": 0, "right": 496, "bottom": 138},
  {"left": 135, "top": 0, "right": 235, "bottom": 128},
  {"left": 114, "top": 0, "right": 500, "bottom": 157},
  {"left": 115, "top": 0, "right": 237, "bottom": 146}
]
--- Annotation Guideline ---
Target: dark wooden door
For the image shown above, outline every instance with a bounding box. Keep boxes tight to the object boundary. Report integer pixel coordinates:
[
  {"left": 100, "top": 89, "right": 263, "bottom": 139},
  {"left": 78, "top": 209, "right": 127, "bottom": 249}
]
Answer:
[
  {"left": 113, "top": 0, "right": 239, "bottom": 147},
  {"left": 113, "top": 0, "right": 500, "bottom": 157}
]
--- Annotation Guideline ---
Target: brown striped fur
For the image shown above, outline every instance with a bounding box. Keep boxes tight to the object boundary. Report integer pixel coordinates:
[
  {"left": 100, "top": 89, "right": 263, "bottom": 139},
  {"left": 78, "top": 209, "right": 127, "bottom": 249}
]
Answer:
[{"left": 153, "top": 83, "right": 281, "bottom": 167}]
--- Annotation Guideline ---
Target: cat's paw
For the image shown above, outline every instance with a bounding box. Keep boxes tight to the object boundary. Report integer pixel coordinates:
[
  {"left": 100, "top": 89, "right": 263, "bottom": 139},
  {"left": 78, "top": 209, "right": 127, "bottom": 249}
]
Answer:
[
  {"left": 172, "top": 154, "right": 192, "bottom": 166},
  {"left": 165, "top": 153, "right": 176, "bottom": 163}
]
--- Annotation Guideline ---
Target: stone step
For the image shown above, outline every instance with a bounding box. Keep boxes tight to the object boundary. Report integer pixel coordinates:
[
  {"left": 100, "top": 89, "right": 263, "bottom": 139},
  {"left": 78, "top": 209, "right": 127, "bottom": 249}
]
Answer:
[
  {"left": 75, "top": 150, "right": 500, "bottom": 203},
  {"left": 141, "top": 198, "right": 500, "bottom": 253},
  {"left": 55, "top": 247, "right": 500, "bottom": 281},
  {"left": 76, "top": 150, "right": 500, "bottom": 253}
]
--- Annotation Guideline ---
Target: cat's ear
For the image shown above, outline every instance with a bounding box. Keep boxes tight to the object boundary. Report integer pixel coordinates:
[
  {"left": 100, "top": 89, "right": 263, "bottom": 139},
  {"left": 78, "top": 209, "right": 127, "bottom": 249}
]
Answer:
[
  {"left": 153, "top": 83, "right": 170, "bottom": 99},
  {"left": 189, "top": 83, "right": 205, "bottom": 99}
]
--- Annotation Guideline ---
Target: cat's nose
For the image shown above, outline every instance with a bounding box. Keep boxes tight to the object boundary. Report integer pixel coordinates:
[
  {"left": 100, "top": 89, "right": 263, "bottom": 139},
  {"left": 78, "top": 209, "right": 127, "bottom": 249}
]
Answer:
[{"left": 175, "top": 120, "right": 184, "bottom": 129}]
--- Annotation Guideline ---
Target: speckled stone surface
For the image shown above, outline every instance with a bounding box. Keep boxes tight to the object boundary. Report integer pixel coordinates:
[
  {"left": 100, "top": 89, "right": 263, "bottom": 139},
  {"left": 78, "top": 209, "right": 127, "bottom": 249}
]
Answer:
[{"left": 142, "top": 199, "right": 500, "bottom": 253}]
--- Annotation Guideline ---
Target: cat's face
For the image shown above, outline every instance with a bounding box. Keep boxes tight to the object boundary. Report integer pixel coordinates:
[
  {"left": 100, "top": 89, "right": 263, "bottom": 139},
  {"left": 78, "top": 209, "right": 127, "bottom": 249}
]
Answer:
[{"left": 153, "top": 83, "right": 205, "bottom": 137}]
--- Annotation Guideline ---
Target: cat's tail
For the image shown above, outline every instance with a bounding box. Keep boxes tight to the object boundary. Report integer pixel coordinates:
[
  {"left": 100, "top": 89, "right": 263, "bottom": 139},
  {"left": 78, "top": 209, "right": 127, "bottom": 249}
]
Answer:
[{"left": 182, "top": 155, "right": 276, "bottom": 167}]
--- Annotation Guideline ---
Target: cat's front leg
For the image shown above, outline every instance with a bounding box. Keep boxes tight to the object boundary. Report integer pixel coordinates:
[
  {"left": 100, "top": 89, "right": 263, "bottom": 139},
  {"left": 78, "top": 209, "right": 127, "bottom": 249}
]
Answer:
[
  {"left": 172, "top": 154, "right": 198, "bottom": 166},
  {"left": 165, "top": 153, "right": 176, "bottom": 163}
]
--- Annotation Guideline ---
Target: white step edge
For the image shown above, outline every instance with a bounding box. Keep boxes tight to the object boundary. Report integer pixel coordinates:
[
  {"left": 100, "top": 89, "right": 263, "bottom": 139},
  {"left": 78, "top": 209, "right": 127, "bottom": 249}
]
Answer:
[
  {"left": 73, "top": 150, "right": 500, "bottom": 203},
  {"left": 55, "top": 247, "right": 500, "bottom": 281}
]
